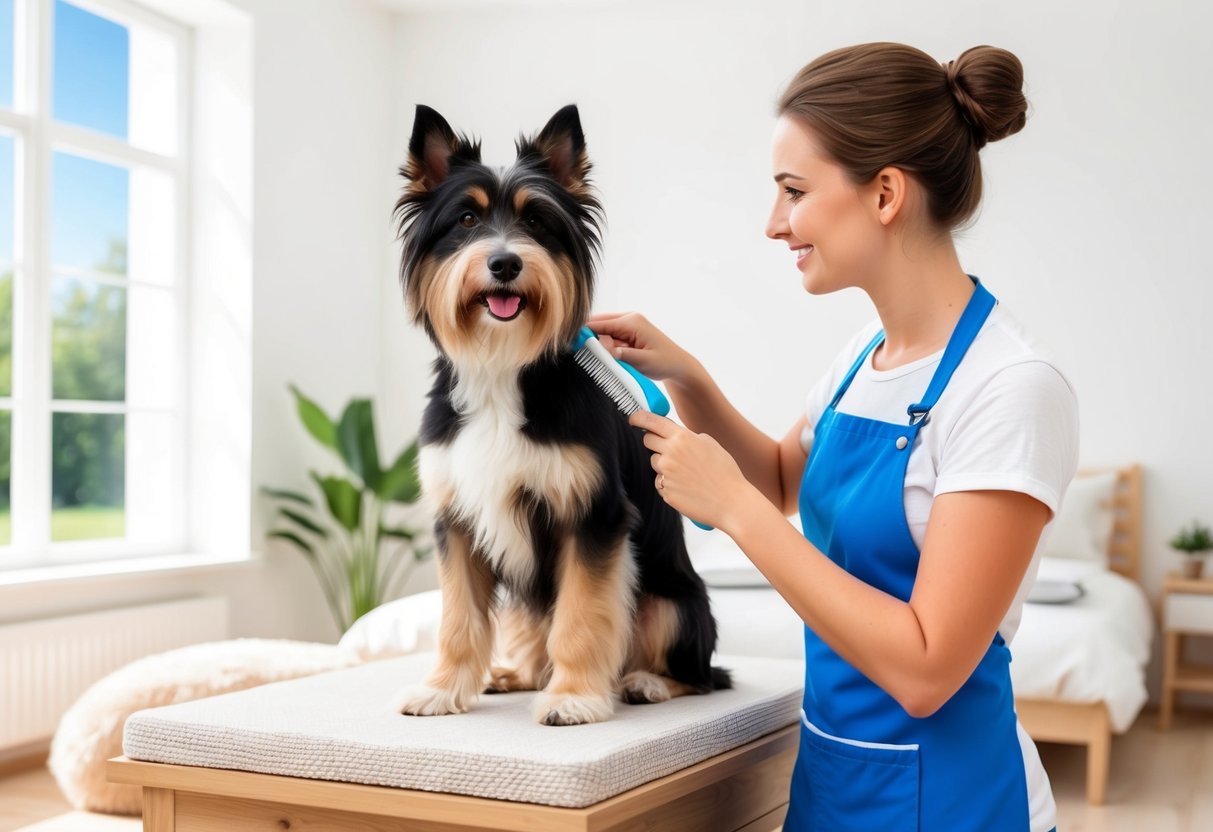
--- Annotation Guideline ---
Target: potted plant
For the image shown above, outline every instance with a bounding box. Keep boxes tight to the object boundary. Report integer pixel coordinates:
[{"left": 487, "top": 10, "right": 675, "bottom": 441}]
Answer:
[
  {"left": 1170, "top": 520, "right": 1213, "bottom": 579},
  {"left": 263, "top": 385, "right": 432, "bottom": 634}
]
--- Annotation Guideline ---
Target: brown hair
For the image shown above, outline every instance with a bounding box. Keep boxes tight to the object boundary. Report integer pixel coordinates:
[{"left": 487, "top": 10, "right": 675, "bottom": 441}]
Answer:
[{"left": 777, "top": 42, "right": 1028, "bottom": 230}]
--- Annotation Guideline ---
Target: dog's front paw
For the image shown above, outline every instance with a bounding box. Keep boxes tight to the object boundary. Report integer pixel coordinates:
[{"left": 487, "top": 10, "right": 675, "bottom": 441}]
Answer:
[
  {"left": 394, "top": 683, "right": 469, "bottom": 716},
  {"left": 532, "top": 691, "right": 614, "bottom": 726}
]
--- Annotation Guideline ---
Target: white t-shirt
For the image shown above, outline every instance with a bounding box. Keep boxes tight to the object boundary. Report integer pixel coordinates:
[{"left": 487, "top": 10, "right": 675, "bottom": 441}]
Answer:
[
  {"left": 801, "top": 302, "right": 1077, "bottom": 832},
  {"left": 802, "top": 303, "right": 1079, "bottom": 642}
]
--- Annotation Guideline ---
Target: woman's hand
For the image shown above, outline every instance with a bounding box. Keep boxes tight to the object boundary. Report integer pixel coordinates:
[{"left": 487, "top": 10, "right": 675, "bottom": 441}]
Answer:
[
  {"left": 586, "top": 312, "right": 702, "bottom": 388},
  {"left": 629, "top": 410, "right": 761, "bottom": 534}
]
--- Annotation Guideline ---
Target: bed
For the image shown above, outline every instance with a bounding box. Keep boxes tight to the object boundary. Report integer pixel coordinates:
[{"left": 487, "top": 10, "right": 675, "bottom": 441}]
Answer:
[
  {"left": 697, "top": 464, "right": 1152, "bottom": 806},
  {"left": 1008, "top": 465, "right": 1151, "bottom": 805},
  {"left": 336, "top": 465, "right": 1152, "bottom": 807}
]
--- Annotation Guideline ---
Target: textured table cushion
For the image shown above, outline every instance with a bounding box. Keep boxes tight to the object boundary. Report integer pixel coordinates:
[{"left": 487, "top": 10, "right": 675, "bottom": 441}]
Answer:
[{"left": 123, "top": 652, "right": 803, "bottom": 808}]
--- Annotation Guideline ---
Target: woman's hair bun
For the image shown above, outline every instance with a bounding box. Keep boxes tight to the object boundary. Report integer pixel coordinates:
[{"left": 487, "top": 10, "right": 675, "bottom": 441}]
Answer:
[{"left": 943, "top": 45, "right": 1027, "bottom": 147}]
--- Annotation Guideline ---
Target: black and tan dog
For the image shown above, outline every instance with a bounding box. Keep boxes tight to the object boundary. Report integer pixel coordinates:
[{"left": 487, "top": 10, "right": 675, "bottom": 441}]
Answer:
[{"left": 392, "top": 104, "right": 729, "bottom": 726}]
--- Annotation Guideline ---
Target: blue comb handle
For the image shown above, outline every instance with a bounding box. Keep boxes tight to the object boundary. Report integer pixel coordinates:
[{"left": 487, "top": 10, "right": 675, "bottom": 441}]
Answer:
[
  {"left": 618, "top": 359, "right": 670, "bottom": 417},
  {"left": 574, "top": 327, "right": 711, "bottom": 531}
]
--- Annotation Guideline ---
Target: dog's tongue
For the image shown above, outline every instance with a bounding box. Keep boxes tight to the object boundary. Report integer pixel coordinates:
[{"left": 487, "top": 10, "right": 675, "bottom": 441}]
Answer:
[{"left": 487, "top": 294, "right": 521, "bottom": 319}]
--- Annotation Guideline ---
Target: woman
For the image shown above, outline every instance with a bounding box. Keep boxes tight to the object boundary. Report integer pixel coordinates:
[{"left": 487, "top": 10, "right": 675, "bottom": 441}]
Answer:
[{"left": 590, "top": 43, "right": 1076, "bottom": 831}]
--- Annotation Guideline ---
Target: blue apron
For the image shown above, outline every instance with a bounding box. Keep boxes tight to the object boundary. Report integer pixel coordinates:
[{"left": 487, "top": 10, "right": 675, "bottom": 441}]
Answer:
[{"left": 785, "top": 278, "right": 1033, "bottom": 831}]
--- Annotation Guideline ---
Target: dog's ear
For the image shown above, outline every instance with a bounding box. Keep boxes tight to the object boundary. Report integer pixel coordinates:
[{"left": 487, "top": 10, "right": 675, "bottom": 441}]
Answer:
[
  {"left": 403, "top": 105, "right": 481, "bottom": 191},
  {"left": 517, "top": 104, "right": 591, "bottom": 193}
]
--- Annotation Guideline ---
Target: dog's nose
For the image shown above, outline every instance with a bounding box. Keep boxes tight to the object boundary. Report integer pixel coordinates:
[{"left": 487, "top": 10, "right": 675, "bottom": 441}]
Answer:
[{"left": 487, "top": 252, "right": 523, "bottom": 282}]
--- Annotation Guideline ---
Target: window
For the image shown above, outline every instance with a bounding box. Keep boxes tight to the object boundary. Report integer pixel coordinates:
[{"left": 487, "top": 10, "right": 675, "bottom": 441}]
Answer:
[{"left": 0, "top": 0, "right": 188, "bottom": 570}]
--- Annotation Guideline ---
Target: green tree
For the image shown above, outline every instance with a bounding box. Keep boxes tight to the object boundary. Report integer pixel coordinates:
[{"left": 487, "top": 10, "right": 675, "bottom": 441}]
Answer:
[
  {"left": 0, "top": 268, "right": 12, "bottom": 398},
  {"left": 52, "top": 240, "right": 126, "bottom": 402},
  {"left": 50, "top": 238, "right": 127, "bottom": 511}
]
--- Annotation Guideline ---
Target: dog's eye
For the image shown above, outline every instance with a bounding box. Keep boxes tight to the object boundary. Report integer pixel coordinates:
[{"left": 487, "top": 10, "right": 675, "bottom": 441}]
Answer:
[
  {"left": 458, "top": 212, "right": 478, "bottom": 228},
  {"left": 523, "top": 215, "right": 541, "bottom": 230}
]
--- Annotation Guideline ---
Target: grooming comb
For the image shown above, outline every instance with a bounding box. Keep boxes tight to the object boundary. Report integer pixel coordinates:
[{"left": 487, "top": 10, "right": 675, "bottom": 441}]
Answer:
[
  {"left": 572, "top": 326, "right": 670, "bottom": 416},
  {"left": 572, "top": 326, "right": 712, "bottom": 531}
]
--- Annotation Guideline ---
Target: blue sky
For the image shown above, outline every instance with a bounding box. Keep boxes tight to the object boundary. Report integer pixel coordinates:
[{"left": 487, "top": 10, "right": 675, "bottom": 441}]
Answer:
[
  {"left": 1, "top": 0, "right": 11, "bottom": 264},
  {"left": 0, "top": 0, "right": 12, "bottom": 111},
  {"left": 54, "top": 0, "right": 128, "bottom": 141},
  {"left": 53, "top": 1, "right": 129, "bottom": 273},
  {"left": 0, "top": 1, "right": 129, "bottom": 271}
]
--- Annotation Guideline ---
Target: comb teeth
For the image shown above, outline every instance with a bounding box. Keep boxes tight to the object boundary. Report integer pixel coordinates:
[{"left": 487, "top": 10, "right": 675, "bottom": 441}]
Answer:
[{"left": 574, "top": 348, "right": 643, "bottom": 416}]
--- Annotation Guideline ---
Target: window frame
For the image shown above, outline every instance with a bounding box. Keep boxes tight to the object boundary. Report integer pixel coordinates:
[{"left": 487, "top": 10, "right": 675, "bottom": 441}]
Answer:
[{"left": 0, "top": 0, "right": 193, "bottom": 569}]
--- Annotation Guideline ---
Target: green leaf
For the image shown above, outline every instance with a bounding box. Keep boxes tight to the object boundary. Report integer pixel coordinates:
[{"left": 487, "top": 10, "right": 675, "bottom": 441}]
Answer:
[
  {"left": 261, "top": 486, "right": 315, "bottom": 507},
  {"left": 379, "top": 524, "right": 416, "bottom": 541},
  {"left": 268, "top": 529, "right": 317, "bottom": 557},
  {"left": 290, "top": 385, "right": 339, "bottom": 454},
  {"left": 311, "top": 472, "right": 362, "bottom": 532},
  {"left": 280, "top": 507, "right": 329, "bottom": 538},
  {"left": 377, "top": 440, "right": 421, "bottom": 503},
  {"left": 337, "top": 399, "right": 382, "bottom": 491}
]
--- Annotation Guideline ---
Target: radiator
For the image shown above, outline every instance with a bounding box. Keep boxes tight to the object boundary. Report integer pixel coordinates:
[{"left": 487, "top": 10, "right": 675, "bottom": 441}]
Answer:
[{"left": 0, "top": 596, "right": 229, "bottom": 751}]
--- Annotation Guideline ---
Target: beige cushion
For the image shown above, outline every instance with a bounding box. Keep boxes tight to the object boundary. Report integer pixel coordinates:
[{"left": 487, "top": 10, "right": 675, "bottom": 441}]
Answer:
[
  {"left": 49, "top": 639, "right": 359, "bottom": 815},
  {"left": 123, "top": 652, "right": 803, "bottom": 808}
]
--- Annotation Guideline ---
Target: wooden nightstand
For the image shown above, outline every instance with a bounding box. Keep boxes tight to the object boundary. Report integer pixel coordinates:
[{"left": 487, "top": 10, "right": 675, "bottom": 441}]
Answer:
[{"left": 1159, "top": 571, "right": 1213, "bottom": 730}]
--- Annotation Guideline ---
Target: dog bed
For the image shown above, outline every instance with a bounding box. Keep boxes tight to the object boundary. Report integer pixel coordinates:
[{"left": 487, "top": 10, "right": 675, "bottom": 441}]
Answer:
[{"left": 122, "top": 651, "right": 803, "bottom": 809}]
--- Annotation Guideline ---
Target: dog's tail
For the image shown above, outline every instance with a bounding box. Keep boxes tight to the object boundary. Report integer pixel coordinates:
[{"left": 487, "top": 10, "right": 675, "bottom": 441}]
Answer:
[{"left": 710, "top": 665, "right": 733, "bottom": 690}]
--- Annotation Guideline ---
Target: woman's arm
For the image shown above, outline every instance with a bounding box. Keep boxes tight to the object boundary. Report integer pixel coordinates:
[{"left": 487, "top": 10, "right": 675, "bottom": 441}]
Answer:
[
  {"left": 628, "top": 407, "right": 1051, "bottom": 718},
  {"left": 725, "top": 486, "right": 1050, "bottom": 717},
  {"left": 667, "top": 366, "right": 808, "bottom": 516},
  {"left": 589, "top": 312, "right": 805, "bottom": 514}
]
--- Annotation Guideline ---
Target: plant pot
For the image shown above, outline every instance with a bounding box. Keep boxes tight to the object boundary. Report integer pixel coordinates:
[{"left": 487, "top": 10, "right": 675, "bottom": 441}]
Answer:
[{"left": 1181, "top": 557, "right": 1206, "bottom": 579}]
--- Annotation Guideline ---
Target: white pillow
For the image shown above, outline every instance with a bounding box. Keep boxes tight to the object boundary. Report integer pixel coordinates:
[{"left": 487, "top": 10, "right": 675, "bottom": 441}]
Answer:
[
  {"left": 1042, "top": 471, "right": 1119, "bottom": 566},
  {"left": 1035, "top": 554, "right": 1103, "bottom": 584},
  {"left": 338, "top": 590, "right": 444, "bottom": 660}
]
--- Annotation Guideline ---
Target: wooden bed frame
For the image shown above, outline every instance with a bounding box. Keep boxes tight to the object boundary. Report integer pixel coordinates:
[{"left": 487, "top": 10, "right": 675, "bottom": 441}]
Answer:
[
  {"left": 1013, "top": 463, "right": 1143, "bottom": 806},
  {"left": 108, "top": 724, "right": 797, "bottom": 832}
]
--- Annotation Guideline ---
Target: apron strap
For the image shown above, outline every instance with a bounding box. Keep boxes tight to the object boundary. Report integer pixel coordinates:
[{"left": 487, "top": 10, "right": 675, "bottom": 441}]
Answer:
[
  {"left": 827, "top": 330, "right": 886, "bottom": 410},
  {"left": 905, "top": 276, "right": 997, "bottom": 424}
]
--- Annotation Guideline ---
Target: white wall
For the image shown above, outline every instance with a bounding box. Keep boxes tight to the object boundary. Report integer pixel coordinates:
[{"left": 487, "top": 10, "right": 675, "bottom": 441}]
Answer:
[
  {"left": 0, "top": 0, "right": 407, "bottom": 645},
  {"left": 247, "top": 0, "right": 413, "bottom": 641},
  {"left": 16, "top": 0, "right": 1205, "bottom": 665},
  {"left": 382, "top": 0, "right": 1213, "bottom": 694}
]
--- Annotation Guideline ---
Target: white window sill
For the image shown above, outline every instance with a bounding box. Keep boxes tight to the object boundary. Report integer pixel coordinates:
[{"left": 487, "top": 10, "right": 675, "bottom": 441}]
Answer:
[{"left": 0, "top": 550, "right": 259, "bottom": 589}]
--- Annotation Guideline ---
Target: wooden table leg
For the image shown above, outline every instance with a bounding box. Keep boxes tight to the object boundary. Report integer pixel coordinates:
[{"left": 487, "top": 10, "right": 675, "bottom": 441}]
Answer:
[
  {"left": 1159, "top": 630, "right": 1180, "bottom": 731},
  {"left": 143, "top": 787, "right": 175, "bottom": 831}
]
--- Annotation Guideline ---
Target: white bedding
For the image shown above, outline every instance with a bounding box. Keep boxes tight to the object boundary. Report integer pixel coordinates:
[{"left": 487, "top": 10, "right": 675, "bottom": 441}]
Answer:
[
  {"left": 341, "top": 544, "right": 1153, "bottom": 736},
  {"left": 699, "top": 546, "right": 1153, "bottom": 734},
  {"left": 1008, "top": 557, "right": 1153, "bottom": 732}
]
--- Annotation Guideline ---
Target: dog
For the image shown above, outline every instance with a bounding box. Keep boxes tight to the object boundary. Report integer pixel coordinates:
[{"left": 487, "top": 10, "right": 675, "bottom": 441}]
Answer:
[{"left": 392, "top": 104, "right": 730, "bottom": 726}]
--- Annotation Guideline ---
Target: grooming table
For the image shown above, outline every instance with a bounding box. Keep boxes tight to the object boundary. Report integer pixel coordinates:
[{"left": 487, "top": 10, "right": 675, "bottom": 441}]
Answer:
[{"left": 108, "top": 652, "right": 802, "bottom": 831}]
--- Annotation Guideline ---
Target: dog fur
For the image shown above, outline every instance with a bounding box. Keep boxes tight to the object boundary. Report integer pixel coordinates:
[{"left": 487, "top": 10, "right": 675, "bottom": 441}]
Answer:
[{"left": 392, "top": 104, "right": 729, "bottom": 726}]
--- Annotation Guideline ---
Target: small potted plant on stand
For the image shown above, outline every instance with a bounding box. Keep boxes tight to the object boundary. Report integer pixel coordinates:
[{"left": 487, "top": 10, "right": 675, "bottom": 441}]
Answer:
[{"left": 1170, "top": 520, "right": 1213, "bottom": 579}]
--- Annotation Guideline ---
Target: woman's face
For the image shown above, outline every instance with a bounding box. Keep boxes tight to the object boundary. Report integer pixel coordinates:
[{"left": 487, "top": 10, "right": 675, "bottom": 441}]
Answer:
[{"left": 765, "top": 115, "right": 884, "bottom": 295}]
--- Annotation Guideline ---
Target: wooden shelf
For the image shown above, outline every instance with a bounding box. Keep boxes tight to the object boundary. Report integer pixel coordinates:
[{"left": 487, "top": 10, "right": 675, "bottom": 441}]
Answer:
[
  {"left": 1161, "top": 577, "right": 1213, "bottom": 730},
  {"left": 1173, "top": 664, "right": 1213, "bottom": 693},
  {"left": 1164, "top": 571, "right": 1213, "bottom": 595}
]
